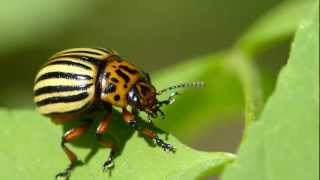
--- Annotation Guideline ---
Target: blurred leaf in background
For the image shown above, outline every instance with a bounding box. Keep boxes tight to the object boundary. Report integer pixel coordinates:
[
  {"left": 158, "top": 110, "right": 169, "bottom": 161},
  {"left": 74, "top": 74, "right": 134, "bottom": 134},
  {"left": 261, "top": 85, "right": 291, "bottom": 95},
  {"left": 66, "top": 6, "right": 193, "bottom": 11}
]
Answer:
[{"left": 0, "top": 0, "right": 282, "bottom": 109}]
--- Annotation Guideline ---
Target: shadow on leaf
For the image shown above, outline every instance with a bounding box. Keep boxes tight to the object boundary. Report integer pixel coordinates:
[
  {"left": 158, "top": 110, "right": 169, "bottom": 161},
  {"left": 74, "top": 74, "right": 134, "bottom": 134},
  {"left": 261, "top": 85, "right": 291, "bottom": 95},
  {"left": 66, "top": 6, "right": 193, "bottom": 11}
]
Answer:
[{"left": 59, "top": 110, "right": 169, "bottom": 174}]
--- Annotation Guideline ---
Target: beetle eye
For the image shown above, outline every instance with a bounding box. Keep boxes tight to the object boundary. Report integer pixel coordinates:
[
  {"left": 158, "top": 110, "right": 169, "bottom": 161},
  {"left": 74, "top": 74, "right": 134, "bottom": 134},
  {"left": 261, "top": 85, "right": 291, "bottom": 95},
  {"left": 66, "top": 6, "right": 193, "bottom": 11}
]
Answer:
[
  {"left": 128, "top": 87, "right": 141, "bottom": 108},
  {"left": 133, "top": 96, "right": 138, "bottom": 102}
]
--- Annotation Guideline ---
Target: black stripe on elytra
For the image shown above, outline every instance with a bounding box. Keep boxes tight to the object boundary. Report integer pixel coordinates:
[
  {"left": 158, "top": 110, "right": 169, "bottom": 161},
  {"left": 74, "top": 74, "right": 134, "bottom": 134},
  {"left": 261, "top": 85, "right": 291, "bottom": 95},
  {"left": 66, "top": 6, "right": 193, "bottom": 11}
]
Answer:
[
  {"left": 53, "top": 55, "right": 104, "bottom": 66},
  {"left": 34, "top": 83, "right": 93, "bottom": 96},
  {"left": 94, "top": 48, "right": 112, "bottom": 54},
  {"left": 35, "top": 72, "right": 92, "bottom": 83},
  {"left": 119, "top": 65, "right": 138, "bottom": 74},
  {"left": 44, "top": 60, "right": 92, "bottom": 70},
  {"left": 62, "top": 50, "right": 102, "bottom": 56},
  {"left": 115, "top": 69, "right": 130, "bottom": 83},
  {"left": 36, "top": 92, "right": 89, "bottom": 106}
]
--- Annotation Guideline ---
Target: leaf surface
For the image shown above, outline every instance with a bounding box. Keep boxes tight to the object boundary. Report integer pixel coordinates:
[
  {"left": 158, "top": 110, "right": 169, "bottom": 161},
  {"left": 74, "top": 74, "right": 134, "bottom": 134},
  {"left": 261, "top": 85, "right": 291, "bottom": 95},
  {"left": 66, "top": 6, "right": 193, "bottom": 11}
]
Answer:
[
  {"left": 0, "top": 109, "right": 234, "bottom": 180},
  {"left": 222, "top": 4, "right": 319, "bottom": 180}
]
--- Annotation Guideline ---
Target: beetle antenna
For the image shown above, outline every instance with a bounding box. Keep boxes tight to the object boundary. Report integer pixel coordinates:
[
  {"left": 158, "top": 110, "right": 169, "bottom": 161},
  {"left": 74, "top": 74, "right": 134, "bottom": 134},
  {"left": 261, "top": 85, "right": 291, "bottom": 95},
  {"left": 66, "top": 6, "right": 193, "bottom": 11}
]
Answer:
[
  {"left": 157, "top": 82, "right": 205, "bottom": 107},
  {"left": 157, "top": 81, "right": 205, "bottom": 95},
  {"left": 158, "top": 92, "right": 179, "bottom": 106}
]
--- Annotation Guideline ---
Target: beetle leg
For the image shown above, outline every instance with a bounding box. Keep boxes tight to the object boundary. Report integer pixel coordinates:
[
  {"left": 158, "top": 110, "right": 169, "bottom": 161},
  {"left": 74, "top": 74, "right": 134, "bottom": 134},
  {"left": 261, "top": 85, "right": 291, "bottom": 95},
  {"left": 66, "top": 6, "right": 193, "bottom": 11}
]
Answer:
[
  {"left": 55, "top": 120, "right": 92, "bottom": 179},
  {"left": 122, "top": 108, "right": 175, "bottom": 152},
  {"left": 96, "top": 111, "right": 118, "bottom": 173}
]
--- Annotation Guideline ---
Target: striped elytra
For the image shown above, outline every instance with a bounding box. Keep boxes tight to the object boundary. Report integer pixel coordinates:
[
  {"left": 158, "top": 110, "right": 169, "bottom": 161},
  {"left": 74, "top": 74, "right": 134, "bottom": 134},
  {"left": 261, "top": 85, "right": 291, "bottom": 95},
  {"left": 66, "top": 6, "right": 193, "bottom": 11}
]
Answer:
[{"left": 33, "top": 47, "right": 143, "bottom": 116}]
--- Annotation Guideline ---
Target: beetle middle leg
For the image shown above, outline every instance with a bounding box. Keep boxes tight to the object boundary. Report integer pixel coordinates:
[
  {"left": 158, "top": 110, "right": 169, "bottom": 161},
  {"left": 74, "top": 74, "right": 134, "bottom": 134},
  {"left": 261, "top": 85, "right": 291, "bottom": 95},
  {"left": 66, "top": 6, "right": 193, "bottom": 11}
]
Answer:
[
  {"left": 55, "top": 120, "right": 92, "bottom": 179},
  {"left": 122, "top": 108, "right": 175, "bottom": 152},
  {"left": 96, "top": 111, "right": 118, "bottom": 173}
]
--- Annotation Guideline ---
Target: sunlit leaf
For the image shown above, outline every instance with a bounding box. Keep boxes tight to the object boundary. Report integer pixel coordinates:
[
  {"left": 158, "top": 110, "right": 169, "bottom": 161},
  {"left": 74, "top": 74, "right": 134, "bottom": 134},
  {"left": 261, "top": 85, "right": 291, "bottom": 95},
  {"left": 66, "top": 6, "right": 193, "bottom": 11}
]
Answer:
[{"left": 222, "top": 5, "right": 319, "bottom": 180}]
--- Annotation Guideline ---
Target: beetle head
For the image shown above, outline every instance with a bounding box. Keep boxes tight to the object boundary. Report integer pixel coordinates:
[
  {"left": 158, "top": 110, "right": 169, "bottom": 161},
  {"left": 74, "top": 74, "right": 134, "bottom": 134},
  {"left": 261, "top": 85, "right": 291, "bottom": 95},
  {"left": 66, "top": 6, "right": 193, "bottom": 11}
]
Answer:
[
  {"left": 128, "top": 79, "right": 205, "bottom": 120},
  {"left": 127, "top": 81, "right": 162, "bottom": 119}
]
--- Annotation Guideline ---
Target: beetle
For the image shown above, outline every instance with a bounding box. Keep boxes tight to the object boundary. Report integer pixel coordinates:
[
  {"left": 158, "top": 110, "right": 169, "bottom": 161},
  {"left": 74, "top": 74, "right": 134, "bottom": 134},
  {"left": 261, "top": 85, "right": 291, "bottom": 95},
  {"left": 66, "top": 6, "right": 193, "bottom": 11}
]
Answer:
[{"left": 33, "top": 48, "right": 204, "bottom": 179}]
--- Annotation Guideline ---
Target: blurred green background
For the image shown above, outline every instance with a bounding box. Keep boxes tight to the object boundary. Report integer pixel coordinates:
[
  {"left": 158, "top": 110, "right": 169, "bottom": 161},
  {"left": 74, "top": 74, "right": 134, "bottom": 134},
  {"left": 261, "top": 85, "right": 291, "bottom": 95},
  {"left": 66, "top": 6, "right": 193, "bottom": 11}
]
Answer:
[{"left": 0, "top": 0, "right": 289, "bottom": 158}]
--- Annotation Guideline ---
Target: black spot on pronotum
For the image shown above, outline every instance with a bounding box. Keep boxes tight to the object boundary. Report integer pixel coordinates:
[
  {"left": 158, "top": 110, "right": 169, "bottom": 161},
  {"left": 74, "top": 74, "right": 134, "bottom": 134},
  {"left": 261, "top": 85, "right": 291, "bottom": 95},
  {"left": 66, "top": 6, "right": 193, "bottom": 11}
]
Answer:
[
  {"left": 119, "top": 65, "right": 138, "bottom": 74},
  {"left": 115, "top": 69, "right": 130, "bottom": 83},
  {"left": 106, "top": 72, "right": 111, "bottom": 78},
  {"left": 104, "top": 83, "right": 117, "bottom": 93},
  {"left": 111, "top": 77, "right": 119, "bottom": 83},
  {"left": 114, "top": 95, "right": 120, "bottom": 101},
  {"left": 124, "top": 84, "right": 128, "bottom": 88}
]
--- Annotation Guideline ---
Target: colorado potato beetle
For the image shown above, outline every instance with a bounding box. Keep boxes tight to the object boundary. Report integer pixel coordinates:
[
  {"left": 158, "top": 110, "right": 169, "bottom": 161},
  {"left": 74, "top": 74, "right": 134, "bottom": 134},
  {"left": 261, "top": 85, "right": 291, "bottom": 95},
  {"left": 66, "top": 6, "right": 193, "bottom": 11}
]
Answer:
[{"left": 33, "top": 48, "right": 205, "bottom": 178}]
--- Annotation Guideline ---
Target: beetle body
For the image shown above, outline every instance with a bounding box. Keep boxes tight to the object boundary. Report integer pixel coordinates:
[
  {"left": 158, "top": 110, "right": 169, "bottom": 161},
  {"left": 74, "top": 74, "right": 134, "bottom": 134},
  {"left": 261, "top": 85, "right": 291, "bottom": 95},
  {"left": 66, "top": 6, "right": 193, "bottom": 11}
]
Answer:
[
  {"left": 33, "top": 48, "right": 175, "bottom": 179},
  {"left": 34, "top": 48, "right": 151, "bottom": 120}
]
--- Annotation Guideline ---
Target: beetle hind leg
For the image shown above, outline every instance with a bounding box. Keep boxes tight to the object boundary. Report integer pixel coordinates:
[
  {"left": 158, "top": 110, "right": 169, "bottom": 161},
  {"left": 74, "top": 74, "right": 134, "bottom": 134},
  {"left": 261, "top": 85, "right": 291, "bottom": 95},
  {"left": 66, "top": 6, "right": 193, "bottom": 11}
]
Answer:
[{"left": 55, "top": 120, "right": 92, "bottom": 179}]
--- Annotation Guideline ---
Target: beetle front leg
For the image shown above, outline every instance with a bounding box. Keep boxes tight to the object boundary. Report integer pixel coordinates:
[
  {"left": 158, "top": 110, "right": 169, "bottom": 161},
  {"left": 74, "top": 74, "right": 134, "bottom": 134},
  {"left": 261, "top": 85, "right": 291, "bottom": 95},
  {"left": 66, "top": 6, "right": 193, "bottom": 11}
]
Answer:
[{"left": 122, "top": 108, "right": 175, "bottom": 152}]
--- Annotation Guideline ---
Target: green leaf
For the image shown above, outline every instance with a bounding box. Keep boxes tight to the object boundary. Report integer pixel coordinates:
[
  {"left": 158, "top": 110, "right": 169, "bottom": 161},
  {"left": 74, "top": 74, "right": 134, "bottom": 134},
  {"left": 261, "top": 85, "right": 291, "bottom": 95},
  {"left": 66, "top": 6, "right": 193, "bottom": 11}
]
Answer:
[
  {"left": 225, "top": 51, "right": 263, "bottom": 140},
  {"left": 222, "top": 3, "right": 319, "bottom": 180},
  {"left": 0, "top": 109, "right": 235, "bottom": 180},
  {"left": 238, "top": 0, "right": 315, "bottom": 55}
]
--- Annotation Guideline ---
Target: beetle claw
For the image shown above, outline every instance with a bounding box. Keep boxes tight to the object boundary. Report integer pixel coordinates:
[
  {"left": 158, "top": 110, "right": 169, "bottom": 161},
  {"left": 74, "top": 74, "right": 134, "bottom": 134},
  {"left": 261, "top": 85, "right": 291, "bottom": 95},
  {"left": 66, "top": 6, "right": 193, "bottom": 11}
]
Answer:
[
  {"left": 102, "top": 158, "right": 114, "bottom": 174},
  {"left": 55, "top": 160, "right": 82, "bottom": 180},
  {"left": 55, "top": 169, "right": 71, "bottom": 180},
  {"left": 154, "top": 136, "right": 175, "bottom": 153}
]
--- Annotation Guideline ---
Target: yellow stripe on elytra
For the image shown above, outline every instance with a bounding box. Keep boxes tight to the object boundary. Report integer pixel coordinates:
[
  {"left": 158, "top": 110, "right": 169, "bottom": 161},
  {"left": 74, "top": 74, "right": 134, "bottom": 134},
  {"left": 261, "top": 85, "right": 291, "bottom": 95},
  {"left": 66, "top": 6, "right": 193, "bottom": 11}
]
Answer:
[
  {"left": 36, "top": 94, "right": 93, "bottom": 114},
  {"left": 45, "top": 57, "right": 97, "bottom": 70},
  {"left": 35, "top": 64, "right": 94, "bottom": 81},
  {"left": 33, "top": 86, "right": 94, "bottom": 102},
  {"left": 50, "top": 48, "right": 113, "bottom": 60},
  {"left": 55, "top": 48, "right": 108, "bottom": 55},
  {"left": 33, "top": 78, "right": 94, "bottom": 91},
  {"left": 53, "top": 52, "right": 103, "bottom": 60}
]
